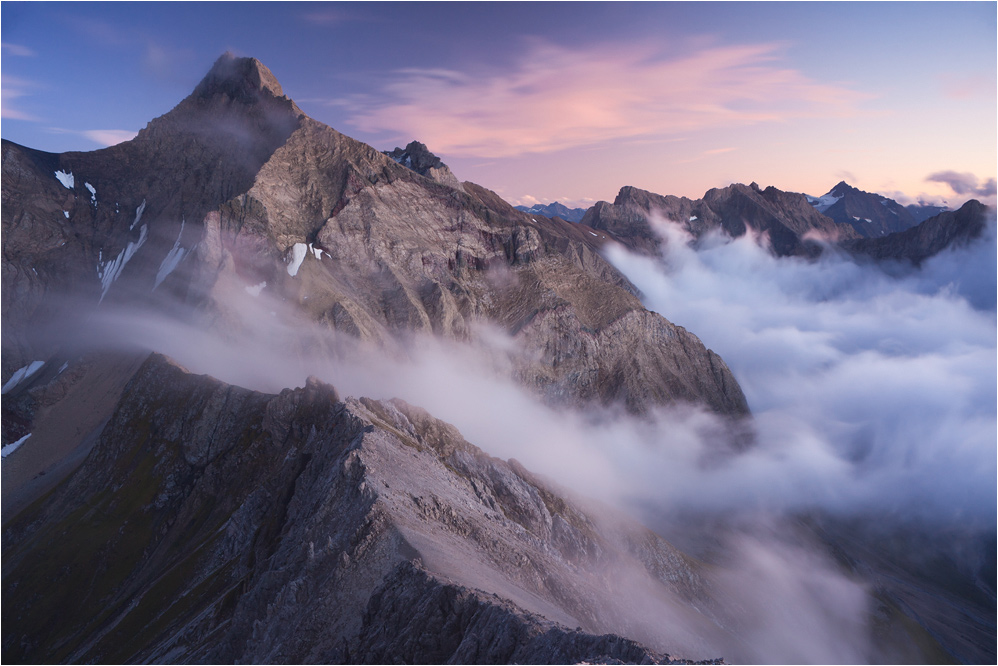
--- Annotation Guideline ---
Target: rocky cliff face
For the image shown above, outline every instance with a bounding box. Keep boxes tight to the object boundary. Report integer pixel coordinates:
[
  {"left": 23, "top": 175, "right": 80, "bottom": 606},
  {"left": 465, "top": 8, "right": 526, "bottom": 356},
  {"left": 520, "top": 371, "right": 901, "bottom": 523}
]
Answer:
[
  {"left": 1, "top": 353, "right": 721, "bottom": 664},
  {"left": 581, "top": 183, "right": 857, "bottom": 258},
  {"left": 1, "top": 53, "right": 747, "bottom": 421},
  {"left": 384, "top": 140, "right": 465, "bottom": 191},
  {"left": 842, "top": 199, "right": 990, "bottom": 266}
]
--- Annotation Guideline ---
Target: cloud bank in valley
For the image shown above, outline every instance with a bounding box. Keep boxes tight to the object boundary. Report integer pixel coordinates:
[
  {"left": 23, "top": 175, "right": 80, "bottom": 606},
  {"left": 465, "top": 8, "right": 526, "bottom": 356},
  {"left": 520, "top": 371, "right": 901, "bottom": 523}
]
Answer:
[
  {"left": 604, "top": 216, "right": 996, "bottom": 528},
  {"left": 71, "top": 211, "right": 996, "bottom": 532}
]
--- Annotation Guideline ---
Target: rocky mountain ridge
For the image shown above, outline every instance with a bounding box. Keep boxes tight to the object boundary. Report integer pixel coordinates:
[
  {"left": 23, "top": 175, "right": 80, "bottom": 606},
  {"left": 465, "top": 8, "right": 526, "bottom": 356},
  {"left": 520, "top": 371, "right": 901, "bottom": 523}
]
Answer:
[
  {"left": 843, "top": 198, "right": 990, "bottom": 265},
  {"left": 2, "top": 352, "right": 723, "bottom": 664},
  {"left": 807, "top": 180, "right": 922, "bottom": 237},
  {"left": 580, "top": 182, "right": 857, "bottom": 258},
  {"left": 1, "top": 53, "right": 747, "bottom": 422},
  {"left": 578, "top": 181, "right": 988, "bottom": 267},
  {"left": 515, "top": 202, "right": 588, "bottom": 223}
]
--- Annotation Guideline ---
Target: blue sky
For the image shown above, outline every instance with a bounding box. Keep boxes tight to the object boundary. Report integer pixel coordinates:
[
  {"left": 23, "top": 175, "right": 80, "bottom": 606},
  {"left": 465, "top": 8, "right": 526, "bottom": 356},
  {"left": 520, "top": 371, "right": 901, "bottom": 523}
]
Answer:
[{"left": 2, "top": 2, "right": 995, "bottom": 207}]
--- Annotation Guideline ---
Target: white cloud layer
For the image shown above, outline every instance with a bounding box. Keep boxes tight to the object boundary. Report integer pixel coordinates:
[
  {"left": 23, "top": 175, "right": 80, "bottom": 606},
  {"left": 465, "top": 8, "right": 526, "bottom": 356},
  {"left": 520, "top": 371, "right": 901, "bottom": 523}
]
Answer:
[{"left": 603, "top": 216, "right": 996, "bottom": 527}]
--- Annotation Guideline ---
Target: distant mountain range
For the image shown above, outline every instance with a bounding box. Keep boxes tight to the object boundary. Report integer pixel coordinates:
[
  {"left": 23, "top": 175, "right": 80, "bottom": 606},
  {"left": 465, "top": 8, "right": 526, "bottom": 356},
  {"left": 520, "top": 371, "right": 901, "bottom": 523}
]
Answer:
[
  {"left": 514, "top": 201, "right": 587, "bottom": 223},
  {"left": 806, "top": 181, "right": 950, "bottom": 237},
  {"left": 514, "top": 182, "right": 962, "bottom": 255},
  {"left": 575, "top": 181, "right": 981, "bottom": 263}
]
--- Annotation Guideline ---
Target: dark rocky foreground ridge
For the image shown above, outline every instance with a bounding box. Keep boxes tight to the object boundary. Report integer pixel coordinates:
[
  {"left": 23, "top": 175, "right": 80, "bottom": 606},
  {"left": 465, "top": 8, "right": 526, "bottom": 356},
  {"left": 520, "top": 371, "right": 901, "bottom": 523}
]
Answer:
[{"left": 2, "top": 353, "right": 721, "bottom": 664}]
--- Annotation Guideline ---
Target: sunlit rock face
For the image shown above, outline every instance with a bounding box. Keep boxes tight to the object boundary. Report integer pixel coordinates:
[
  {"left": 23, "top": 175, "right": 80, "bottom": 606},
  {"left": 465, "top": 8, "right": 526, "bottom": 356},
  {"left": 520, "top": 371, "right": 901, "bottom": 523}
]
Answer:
[{"left": 1, "top": 53, "right": 746, "bottom": 420}]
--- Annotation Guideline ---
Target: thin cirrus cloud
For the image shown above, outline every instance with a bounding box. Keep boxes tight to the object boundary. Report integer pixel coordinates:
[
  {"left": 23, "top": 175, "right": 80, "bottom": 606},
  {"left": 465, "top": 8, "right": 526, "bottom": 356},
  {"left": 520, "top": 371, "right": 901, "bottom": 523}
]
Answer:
[
  {"left": 345, "top": 41, "right": 873, "bottom": 158},
  {"left": 1, "top": 75, "right": 39, "bottom": 121},
  {"left": 2, "top": 42, "right": 36, "bottom": 57},
  {"left": 45, "top": 127, "right": 138, "bottom": 147},
  {"left": 81, "top": 129, "right": 138, "bottom": 146}
]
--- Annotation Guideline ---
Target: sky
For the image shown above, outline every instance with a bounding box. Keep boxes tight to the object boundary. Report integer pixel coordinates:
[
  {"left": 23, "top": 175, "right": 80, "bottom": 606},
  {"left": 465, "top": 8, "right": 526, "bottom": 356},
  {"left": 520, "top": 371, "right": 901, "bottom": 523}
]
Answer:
[{"left": 1, "top": 1, "right": 995, "bottom": 209}]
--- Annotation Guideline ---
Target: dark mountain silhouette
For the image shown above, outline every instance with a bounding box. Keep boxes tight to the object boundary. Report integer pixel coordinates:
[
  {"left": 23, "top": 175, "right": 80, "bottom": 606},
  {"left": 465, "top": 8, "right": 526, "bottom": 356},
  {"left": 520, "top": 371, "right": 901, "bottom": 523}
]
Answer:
[{"left": 515, "top": 201, "right": 588, "bottom": 223}]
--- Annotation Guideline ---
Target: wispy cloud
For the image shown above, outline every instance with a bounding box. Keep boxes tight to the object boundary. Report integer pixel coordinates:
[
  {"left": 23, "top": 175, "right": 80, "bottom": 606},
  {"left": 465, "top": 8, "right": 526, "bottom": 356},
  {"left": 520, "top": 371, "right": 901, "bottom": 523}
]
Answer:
[
  {"left": 927, "top": 170, "right": 997, "bottom": 199},
  {"left": 2, "top": 42, "right": 36, "bottom": 57},
  {"left": 82, "top": 129, "right": 138, "bottom": 146},
  {"left": 1, "top": 75, "right": 39, "bottom": 120},
  {"left": 46, "top": 127, "right": 137, "bottom": 147},
  {"left": 141, "top": 42, "right": 197, "bottom": 84},
  {"left": 938, "top": 73, "right": 996, "bottom": 100},
  {"left": 345, "top": 41, "right": 871, "bottom": 158}
]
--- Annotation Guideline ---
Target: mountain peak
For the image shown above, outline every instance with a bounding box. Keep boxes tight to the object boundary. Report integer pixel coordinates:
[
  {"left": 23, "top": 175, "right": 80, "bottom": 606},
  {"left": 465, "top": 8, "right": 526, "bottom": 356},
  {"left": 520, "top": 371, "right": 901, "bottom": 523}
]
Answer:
[
  {"left": 192, "top": 52, "right": 285, "bottom": 101},
  {"left": 384, "top": 140, "right": 464, "bottom": 190},
  {"left": 829, "top": 180, "right": 856, "bottom": 195}
]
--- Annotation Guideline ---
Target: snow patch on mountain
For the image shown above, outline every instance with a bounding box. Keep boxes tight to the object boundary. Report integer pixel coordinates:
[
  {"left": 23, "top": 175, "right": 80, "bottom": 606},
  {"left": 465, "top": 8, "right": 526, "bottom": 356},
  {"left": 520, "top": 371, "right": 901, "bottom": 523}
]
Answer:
[
  {"left": 1, "top": 433, "right": 31, "bottom": 458},
  {"left": 130, "top": 200, "right": 146, "bottom": 230},
  {"left": 154, "top": 220, "right": 187, "bottom": 289},
  {"left": 1, "top": 361, "right": 46, "bottom": 394},
  {"left": 54, "top": 170, "right": 74, "bottom": 189},
  {"left": 98, "top": 225, "right": 148, "bottom": 302},
  {"left": 85, "top": 182, "right": 96, "bottom": 204},
  {"left": 808, "top": 192, "right": 843, "bottom": 213},
  {"left": 287, "top": 243, "right": 309, "bottom": 277}
]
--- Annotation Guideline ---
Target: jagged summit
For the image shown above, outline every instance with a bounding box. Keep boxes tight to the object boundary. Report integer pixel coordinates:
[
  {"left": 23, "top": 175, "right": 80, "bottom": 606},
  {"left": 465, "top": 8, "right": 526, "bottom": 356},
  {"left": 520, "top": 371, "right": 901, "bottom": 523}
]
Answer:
[
  {"left": 808, "top": 180, "right": 921, "bottom": 237},
  {"left": 384, "top": 140, "right": 464, "bottom": 190},
  {"left": 192, "top": 51, "right": 286, "bottom": 101}
]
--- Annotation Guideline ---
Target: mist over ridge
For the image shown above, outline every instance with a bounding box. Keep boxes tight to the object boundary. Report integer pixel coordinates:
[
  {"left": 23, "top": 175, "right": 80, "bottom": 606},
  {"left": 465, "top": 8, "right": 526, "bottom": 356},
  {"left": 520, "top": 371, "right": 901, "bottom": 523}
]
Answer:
[{"left": 2, "top": 49, "right": 995, "bottom": 665}]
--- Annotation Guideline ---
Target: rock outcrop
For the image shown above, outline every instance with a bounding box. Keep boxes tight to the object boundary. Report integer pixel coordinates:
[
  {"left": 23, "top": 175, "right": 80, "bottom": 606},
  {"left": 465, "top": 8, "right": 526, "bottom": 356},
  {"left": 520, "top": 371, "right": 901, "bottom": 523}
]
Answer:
[
  {"left": 1, "top": 353, "right": 722, "bottom": 664},
  {"left": 384, "top": 140, "right": 465, "bottom": 191}
]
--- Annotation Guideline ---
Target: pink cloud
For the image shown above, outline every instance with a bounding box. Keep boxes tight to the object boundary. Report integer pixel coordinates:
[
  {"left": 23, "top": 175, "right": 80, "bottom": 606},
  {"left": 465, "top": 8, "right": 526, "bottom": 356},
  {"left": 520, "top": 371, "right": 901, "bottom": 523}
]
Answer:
[
  {"left": 82, "top": 129, "right": 138, "bottom": 146},
  {"left": 346, "top": 41, "right": 871, "bottom": 158},
  {"left": 938, "top": 73, "right": 996, "bottom": 100}
]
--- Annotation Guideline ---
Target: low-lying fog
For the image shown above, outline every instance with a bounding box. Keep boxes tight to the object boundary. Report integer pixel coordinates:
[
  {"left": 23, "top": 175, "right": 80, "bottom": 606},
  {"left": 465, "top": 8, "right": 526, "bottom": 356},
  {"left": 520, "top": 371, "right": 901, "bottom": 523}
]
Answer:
[{"left": 56, "top": 213, "right": 996, "bottom": 663}]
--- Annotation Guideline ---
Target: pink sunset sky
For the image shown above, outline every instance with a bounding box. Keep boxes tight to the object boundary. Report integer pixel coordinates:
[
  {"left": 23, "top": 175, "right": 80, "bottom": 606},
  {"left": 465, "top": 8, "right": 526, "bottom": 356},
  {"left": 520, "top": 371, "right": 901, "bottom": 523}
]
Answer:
[{"left": 2, "top": 2, "right": 995, "bottom": 208}]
